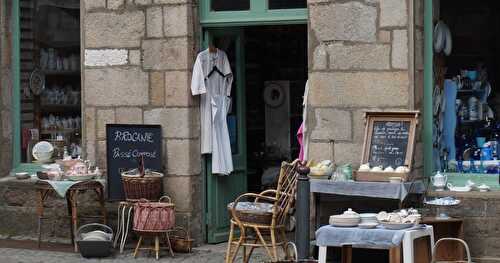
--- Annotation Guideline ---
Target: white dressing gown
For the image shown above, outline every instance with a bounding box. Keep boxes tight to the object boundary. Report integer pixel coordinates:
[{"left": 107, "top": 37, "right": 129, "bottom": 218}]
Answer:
[{"left": 191, "top": 49, "right": 234, "bottom": 175}]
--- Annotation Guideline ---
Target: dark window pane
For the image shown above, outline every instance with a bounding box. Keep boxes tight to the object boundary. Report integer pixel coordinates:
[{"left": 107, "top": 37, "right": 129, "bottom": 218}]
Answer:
[
  {"left": 269, "top": 0, "right": 306, "bottom": 9},
  {"left": 211, "top": 0, "right": 250, "bottom": 11}
]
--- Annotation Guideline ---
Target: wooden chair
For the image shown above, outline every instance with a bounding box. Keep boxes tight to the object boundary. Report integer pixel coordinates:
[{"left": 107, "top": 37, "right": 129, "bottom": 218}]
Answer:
[{"left": 225, "top": 160, "right": 301, "bottom": 263}]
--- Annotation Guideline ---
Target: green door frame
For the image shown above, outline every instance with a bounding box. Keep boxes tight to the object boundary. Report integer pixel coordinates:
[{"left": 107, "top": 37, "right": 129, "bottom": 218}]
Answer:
[
  {"left": 200, "top": 0, "right": 307, "bottom": 27},
  {"left": 423, "top": 0, "right": 434, "bottom": 177},
  {"left": 11, "top": 0, "right": 21, "bottom": 168}
]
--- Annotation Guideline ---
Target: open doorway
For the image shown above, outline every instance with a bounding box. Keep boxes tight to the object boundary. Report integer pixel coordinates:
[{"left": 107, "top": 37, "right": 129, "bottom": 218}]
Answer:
[{"left": 244, "top": 25, "right": 308, "bottom": 192}]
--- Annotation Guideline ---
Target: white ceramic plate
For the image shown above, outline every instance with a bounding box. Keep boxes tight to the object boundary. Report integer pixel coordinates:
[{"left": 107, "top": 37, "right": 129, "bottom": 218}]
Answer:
[
  {"left": 66, "top": 174, "right": 95, "bottom": 181},
  {"left": 381, "top": 222, "right": 413, "bottom": 230},
  {"left": 331, "top": 221, "right": 359, "bottom": 227},
  {"left": 358, "top": 223, "right": 378, "bottom": 229}
]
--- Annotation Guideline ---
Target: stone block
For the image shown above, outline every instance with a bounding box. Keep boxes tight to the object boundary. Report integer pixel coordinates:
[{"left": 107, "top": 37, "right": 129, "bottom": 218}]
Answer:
[
  {"left": 334, "top": 142, "right": 362, "bottom": 167},
  {"left": 85, "top": 11, "right": 145, "bottom": 48},
  {"left": 310, "top": 2, "right": 376, "bottom": 42},
  {"left": 143, "top": 107, "right": 199, "bottom": 138},
  {"left": 415, "top": 29, "right": 424, "bottom": 70},
  {"left": 164, "top": 5, "right": 191, "bottom": 37},
  {"left": 146, "top": 6, "right": 163, "bottom": 38},
  {"left": 413, "top": 142, "right": 423, "bottom": 168},
  {"left": 84, "top": 107, "right": 96, "bottom": 141},
  {"left": 165, "top": 71, "right": 193, "bottom": 106},
  {"left": 154, "top": 0, "right": 190, "bottom": 4},
  {"left": 166, "top": 139, "right": 201, "bottom": 175},
  {"left": 84, "top": 0, "right": 105, "bottom": 10},
  {"left": 135, "top": 0, "right": 152, "bottom": 5},
  {"left": 308, "top": 142, "right": 334, "bottom": 162},
  {"left": 311, "top": 108, "right": 351, "bottom": 141},
  {"left": 85, "top": 140, "right": 96, "bottom": 163},
  {"left": 312, "top": 44, "right": 328, "bottom": 70},
  {"left": 84, "top": 49, "right": 128, "bottom": 67},
  {"left": 392, "top": 30, "right": 408, "bottom": 69},
  {"left": 84, "top": 67, "right": 149, "bottom": 106},
  {"left": 1, "top": 110, "right": 11, "bottom": 139},
  {"left": 128, "top": 49, "right": 141, "bottom": 65},
  {"left": 150, "top": 72, "right": 165, "bottom": 106},
  {"left": 328, "top": 43, "right": 390, "bottom": 70},
  {"left": 378, "top": 30, "right": 391, "bottom": 43},
  {"left": 308, "top": 72, "right": 409, "bottom": 107},
  {"left": 96, "top": 140, "right": 107, "bottom": 168},
  {"left": 116, "top": 107, "right": 142, "bottom": 124},
  {"left": 142, "top": 38, "right": 190, "bottom": 70},
  {"left": 97, "top": 109, "right": 115, "bottom": 139},
  {"left": 163, "top": 176, "right": 194, "bottom": 212},
  {"left": 107, "top": 0, "right": 124, "bottom": 9},
  {"left": 380, "top": 0, "right": 407, "bottom": 27}
]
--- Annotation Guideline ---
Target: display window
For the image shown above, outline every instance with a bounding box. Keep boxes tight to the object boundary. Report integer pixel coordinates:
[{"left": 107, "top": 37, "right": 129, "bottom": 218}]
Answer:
[
  {"left": 433, "top": 0, "right": 500, "bottom": 188},
  {"left": 15, "top": 0, "right": 81, "bottom": 165}
]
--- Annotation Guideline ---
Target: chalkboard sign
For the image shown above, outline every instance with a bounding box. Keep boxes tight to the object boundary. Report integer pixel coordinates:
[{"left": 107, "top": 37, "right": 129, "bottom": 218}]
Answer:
[
  {"left": 106, "top": 124, "right": 162, "bottom": 200},
  {"left": 369, "top": 121, "right": 411, "bottom": 168},
  {"left": 361, "top": 111, "right": 419, "bottom": 170}
]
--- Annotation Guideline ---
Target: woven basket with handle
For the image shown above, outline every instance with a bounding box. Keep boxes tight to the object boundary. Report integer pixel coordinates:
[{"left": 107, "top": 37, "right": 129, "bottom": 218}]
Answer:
[{"left": 121, "top": 156, "right": 164, "bottom": 201}]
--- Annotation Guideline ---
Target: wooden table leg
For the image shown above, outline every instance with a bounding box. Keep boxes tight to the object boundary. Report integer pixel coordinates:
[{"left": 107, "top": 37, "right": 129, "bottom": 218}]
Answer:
[
  {"left": 389, "top": 246, "right": 402, "bottom": 263},
  {"left": 69, "top": 190, "right": 79, "bottom": 252},
  {"left": 95, "top": 187, "right": 107, "bottom": 224},
  {"left": 66, "top": 195, "right": 74, "bottom": 246},
  {"left": 36, "top": 189, "right": 47, "bottom": 249},
  {"left": 341, "top": 245, "right": 352, "bottom": 263}
]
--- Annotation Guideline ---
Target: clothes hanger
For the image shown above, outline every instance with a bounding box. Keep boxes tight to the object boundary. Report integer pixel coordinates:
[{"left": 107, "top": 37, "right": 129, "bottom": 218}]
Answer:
[
  {"left": 207, "top": 65, "right": 226, "bottom": 78},
  {"left": 208, "top": 44, "right": 217, "bottom": 53}
]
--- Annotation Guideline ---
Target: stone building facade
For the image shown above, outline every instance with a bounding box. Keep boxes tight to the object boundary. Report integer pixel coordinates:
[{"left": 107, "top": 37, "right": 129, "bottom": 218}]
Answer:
[{"left": 1, "top": 1, "right": 500, "bottom": 261}]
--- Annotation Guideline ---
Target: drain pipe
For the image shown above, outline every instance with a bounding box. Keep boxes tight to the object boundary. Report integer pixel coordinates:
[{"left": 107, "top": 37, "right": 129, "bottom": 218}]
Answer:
[{"left": 296, "top": 162, "right": 310, "bottom": 259}]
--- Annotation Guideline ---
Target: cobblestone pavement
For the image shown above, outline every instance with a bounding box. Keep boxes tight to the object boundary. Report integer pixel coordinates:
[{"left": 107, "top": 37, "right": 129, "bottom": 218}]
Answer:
[{"left": 0, "top": 243, "right": 273, "bottom": 263}]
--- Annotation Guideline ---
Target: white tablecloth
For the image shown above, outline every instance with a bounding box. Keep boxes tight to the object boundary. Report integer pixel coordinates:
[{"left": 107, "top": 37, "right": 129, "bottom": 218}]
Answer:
[{"left": 310, "top": 180, "right": 425, "bottom": 201}]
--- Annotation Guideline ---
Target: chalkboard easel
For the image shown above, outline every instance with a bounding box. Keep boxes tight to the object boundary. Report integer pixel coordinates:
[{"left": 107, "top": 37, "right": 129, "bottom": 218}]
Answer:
[{"left": 355, "top": 111, "right": 419, "bottom": 182}]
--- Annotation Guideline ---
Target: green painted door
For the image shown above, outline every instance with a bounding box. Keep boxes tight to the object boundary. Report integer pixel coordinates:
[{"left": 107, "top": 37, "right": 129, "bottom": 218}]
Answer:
[{"left": 204, "top": 28, "right": 247, "bottom": 243}]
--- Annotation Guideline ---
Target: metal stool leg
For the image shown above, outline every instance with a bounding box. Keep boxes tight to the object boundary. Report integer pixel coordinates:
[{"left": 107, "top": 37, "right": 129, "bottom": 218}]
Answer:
[
  {"left": 113, "top": 203, "right": 124, "bottom": 248},
  {"left": 120, "top": 205, "right": 133, "bottom": 253}
]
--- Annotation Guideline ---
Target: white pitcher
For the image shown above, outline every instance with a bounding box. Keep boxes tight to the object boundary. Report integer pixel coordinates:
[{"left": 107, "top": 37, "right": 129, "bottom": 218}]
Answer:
[{"left": 431, "top": 171, "right": 447, "bottom": 191}]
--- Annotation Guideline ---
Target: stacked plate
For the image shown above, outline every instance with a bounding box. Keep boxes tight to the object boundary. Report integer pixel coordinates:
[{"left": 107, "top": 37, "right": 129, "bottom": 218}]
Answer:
[{"left": 358, "top": 213, "right": 378, "bottom": 229}]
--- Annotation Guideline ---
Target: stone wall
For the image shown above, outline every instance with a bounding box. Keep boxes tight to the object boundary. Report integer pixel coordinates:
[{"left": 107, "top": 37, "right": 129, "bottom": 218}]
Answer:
[
  {"left": 307, "top": 0, "right": 422, "bottom": 173},
  {"left": 0, "top": 0, "right": 13, "bottom": 176},
  {"left": 425, "top": 191, "right": 500, "bottom": 263},
  {"left": 82, "top": 0, "right": 203, "bottom": 242}
]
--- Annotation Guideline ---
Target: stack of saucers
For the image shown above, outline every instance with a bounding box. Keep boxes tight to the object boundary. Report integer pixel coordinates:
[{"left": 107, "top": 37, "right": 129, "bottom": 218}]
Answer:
[{"left": 358, "top": 213, "right": 379, "bottom": 229}]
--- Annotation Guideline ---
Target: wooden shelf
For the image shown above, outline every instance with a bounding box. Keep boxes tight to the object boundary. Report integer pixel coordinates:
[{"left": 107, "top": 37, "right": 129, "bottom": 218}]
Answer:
[
  {"left": 41, "top": 104, "right": 80, "bottom": 113},
  {"left": 41, "top": 128, "right": 78, "bottom": 134},
  {"left": 41, "top": 70, "right": 80, "bottom": 76}
]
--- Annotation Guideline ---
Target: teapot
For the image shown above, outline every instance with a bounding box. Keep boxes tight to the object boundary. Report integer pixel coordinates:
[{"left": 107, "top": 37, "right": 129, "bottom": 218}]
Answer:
[{"left": 431, "top": 171, "right": 447, "bottom": 191}]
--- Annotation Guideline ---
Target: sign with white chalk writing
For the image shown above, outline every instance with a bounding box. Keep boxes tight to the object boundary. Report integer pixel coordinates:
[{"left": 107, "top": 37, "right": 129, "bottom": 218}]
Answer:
[
  {"left": 368, "top": 121, "right": 411, "bottom": 168},
  {"left": 361, "top": 111, "right": 419, "bottom": 172},
  {"left": 106, "top": 124, "right": 162, "bottom": 200}
]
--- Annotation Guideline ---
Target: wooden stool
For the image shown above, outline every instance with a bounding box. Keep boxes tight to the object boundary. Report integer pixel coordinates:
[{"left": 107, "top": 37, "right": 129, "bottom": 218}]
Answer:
[{"left": 133, "top": 231, "right": 175, "bottom": 260}]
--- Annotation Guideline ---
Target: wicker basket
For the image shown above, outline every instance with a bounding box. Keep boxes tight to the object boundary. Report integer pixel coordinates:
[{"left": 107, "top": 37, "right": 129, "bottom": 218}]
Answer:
[
  {"left": 169, "top": 227, "right": 194, "bottom": 253},
  {"left": 122, "top": 169, "right": 164, "bottom": 201},
  {"left": 227, "top": 202, "right": 275, "bottom": 225}
]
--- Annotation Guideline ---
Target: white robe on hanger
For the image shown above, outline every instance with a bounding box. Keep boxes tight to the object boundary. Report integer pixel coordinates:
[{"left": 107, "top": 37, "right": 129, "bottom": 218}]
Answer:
[{"left": 191, "top": 48, "right": 234, "bottom": 175}]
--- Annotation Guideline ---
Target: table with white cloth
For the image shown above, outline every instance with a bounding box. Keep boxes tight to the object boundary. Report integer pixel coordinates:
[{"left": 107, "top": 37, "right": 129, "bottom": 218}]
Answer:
[
  {"left": 34, "top": 179, "right": 107, "bottom": 251},
  {"left": 316, "top": 225, "right": 434, "bottom": 263},
  {"left": 310, "top": 180, "right": 426, "bottom": 228}
]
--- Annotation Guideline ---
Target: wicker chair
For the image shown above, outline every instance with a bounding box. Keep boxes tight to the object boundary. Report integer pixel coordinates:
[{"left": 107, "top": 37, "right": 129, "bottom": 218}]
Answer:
[{"left": 225, "top": 160, "right": 301, "bottom": 263}]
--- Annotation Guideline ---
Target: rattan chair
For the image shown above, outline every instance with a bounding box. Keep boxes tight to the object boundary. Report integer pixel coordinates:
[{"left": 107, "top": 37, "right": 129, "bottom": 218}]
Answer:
[{"left": 225, "top": 160, "right": 301, "bottom": 263}]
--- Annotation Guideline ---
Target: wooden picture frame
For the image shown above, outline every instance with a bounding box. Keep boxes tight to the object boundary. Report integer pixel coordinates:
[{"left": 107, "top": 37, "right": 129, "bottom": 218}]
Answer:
[{"left": 355, "top": 111, "right": 420, "bottom": 182}]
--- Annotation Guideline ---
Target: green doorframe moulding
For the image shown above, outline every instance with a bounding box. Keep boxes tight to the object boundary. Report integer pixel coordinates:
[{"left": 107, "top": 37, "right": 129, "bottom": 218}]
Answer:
[
  {"left": 200, "top": 0, "right": 308, "bottom": 27},
  {"left": 12, "top": 0, "right": 21, "bottom": 168},
  {"left": 423, "top": 0, "right": 434, "bottom": 178}
]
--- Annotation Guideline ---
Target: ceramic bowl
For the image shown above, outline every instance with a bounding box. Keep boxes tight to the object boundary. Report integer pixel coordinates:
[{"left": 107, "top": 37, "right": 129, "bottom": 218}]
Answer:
[{"left": 15, "top": 172, "right": 30, "bottom": 180}]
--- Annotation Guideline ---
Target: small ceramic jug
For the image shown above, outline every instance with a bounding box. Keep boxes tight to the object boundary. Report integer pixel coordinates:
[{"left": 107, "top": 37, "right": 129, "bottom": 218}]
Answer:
[{"left": 431, "top": 171, "right": 447, "bottom": 188}]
